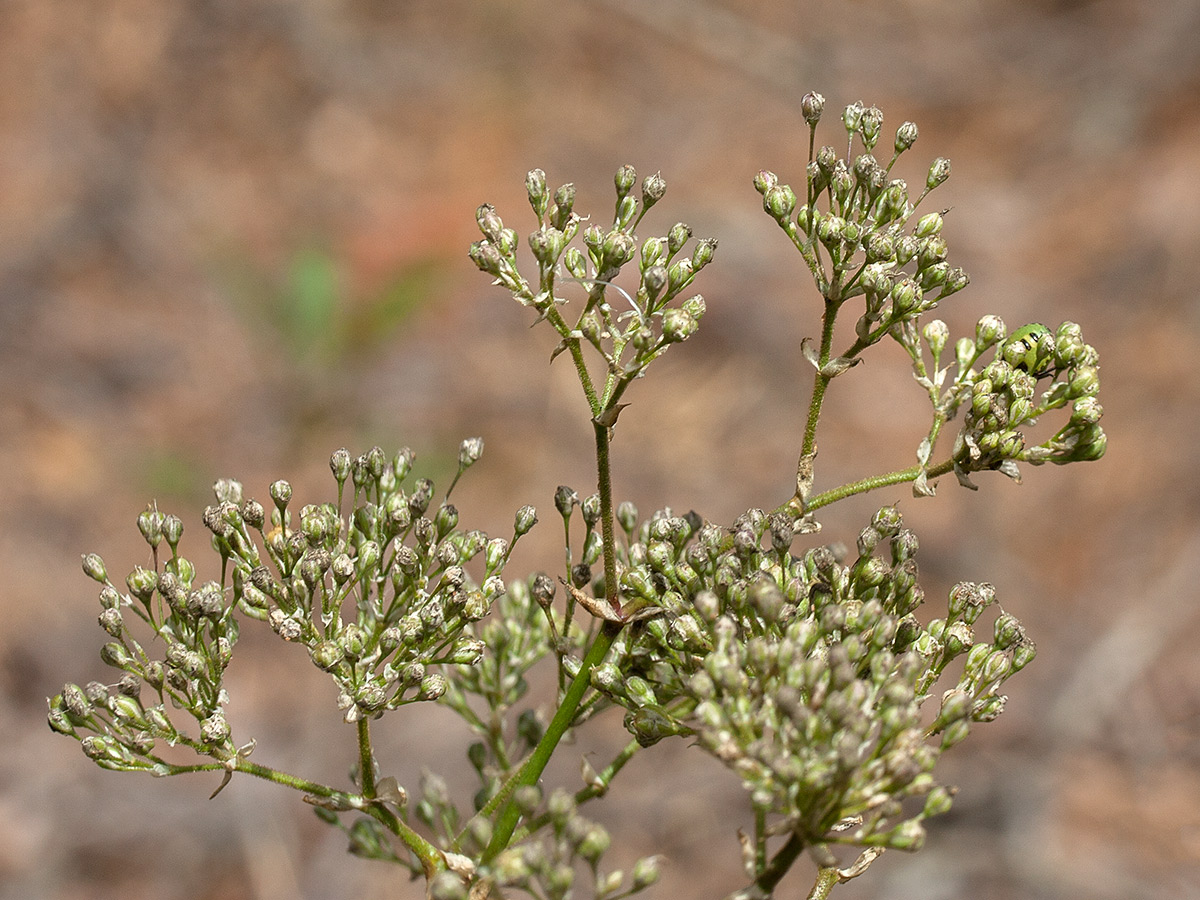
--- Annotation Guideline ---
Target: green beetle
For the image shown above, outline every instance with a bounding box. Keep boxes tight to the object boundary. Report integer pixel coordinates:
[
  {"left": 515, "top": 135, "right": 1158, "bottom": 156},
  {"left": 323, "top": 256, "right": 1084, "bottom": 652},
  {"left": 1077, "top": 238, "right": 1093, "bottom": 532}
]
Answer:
[{"left": 1001, "top": 322, "right": 1057, "bottom": 378}]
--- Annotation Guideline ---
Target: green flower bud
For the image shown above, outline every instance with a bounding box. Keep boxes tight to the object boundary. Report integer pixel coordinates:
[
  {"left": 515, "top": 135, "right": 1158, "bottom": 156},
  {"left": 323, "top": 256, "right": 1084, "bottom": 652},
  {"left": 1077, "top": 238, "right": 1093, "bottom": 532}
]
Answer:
[
  {"left": 890, "top": 278, "right": 921, "bottom": 314},
  {"left": 859, "top": 106, "right": 884, "bottom": 149},
  {"left": 667, "top": 221, "right": 692, "bottom": 255},
  {"left": 667, "top": 258, "right": 694, "bottom": 295},
  {"left": 624, "top": 676, "right": 658, "bottom": 708},
  {"left": 661, "top": 308, "right": 698, "bottom": 344},
  {"left": 753, "top": 169, "right": 778, "bottom": 195},
  {"left": 417, "top": 673, "right": 447, "bottom": 701},
  {"left": 100, "top": 641, "right": 131, "bottom": 670},
  {"left": 525, "top": 168, "right": 548, "bottom": 218},
  {"left": 269, "top": 479, "right": 292, "bottom": 508},
  {"left": 764, "top": 184, "right": 797, "bottom": 223},
  {"left": 469, "top": 240, "right": 503, "bottom": 275},
  {"left": 1011, "top": 638, "right": 1037, "bottom": 671},
  {"left": 817, "top": 214, "right": 845, "bottom": 247},
  {"left": 559, "top": 248, "right": 586, "bottom": 283},
  {"left": 632, "top": 855, "right": 662, "bottom": 889},
  {"left": 1067, "top": 365, "right": 1101, "bottom": 399},
  {"left": 614, "top": 164, "right": 637, "bottom": 199},
  {"left": 82, "top": 553, "right": 108, "bottom": 584},
  {"left": 895, "top": 120, "right": 919, "bottom": 152},
  {"left": 842, "top": 100, "right": 864, "bottom": 135},
  {"left": 554, "top": 485, "right": 579, "bottom": 517},
  {"left": 200, "top": 712, "right": 230, "bottom": 744},
  {"left": 915, "top": 211, "right": 943, "bottom": 238},
  {"left": 447, "top": 639, "right": 485, "bottom": 666},
  {"left": 975, "top": 315, "right": 1006, "bottom": 350},
  {"left": 162, "top": 514, "right": 183, "bottom": 549},
  {"left": 865, "top": 232, "right": 895, "bottom": 263},
  {"left": 926, "top": 157, "right": 952, "bottom": 191},
  {"left": 312, "top": 643, "right": 345, "bottom": 672},
  {"left": 550, "top": 182, "right": 576, "bottom": 230},
  {"left": 528, "top": 226, "right": 565, "bottom": 265},
  {"left": 476, "top": 203, "right": 504, "bottom": 242},
  {"left": 602, "top": 230, "right": 636, "bottom": 268},
  {"left": 692, "top": 237, "right": 717, "bottom": 270}
]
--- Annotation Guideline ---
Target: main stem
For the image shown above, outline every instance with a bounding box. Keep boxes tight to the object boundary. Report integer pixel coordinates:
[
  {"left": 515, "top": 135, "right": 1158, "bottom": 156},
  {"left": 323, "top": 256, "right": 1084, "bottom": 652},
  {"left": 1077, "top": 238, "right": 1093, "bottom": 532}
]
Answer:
[
  {"left": 482, "top": 418, "right": 626, "bottom": 863},
  {"left": 800, "top": 298, "right": 841, "bottom": 461}
]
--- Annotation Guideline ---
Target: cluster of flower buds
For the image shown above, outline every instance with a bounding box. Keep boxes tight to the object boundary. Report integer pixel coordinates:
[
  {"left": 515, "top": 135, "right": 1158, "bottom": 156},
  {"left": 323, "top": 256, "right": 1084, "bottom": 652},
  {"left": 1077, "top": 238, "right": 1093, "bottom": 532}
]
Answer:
[
  {"left": 470, "top": 166, "right": 717, "bottom": 389},
  {"left": 52, "top": 439, "right": 526, "bottom": 775},
  {"left": 209, "top": 441, "right": 522, "bottom": 723},
  {"left": 481, "top": 785, "right": 660, "bottom": 900},
  {"left": 49, "top": 509, "right": 241, "bottom": 772},
  {"left": 755, "top": 93, "right": 967, "bottom": 355},
  {"left": 951, "top": 319, "right": 1106, "bottom": 483},
  {"left": 576, "top": 502, "right": 1033, "bottom": 855}
]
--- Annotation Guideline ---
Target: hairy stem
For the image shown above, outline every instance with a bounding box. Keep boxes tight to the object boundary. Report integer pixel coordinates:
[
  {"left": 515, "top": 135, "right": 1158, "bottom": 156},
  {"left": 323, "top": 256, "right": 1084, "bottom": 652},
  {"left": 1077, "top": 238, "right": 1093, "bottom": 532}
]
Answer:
[{"left": 797, "top": 455, "right": 957, "bottom": 514}]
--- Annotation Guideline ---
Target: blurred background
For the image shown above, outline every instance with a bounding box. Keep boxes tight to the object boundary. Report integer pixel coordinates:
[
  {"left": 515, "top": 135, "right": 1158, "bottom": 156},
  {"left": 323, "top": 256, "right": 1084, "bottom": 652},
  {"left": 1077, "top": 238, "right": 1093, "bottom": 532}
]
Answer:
[{"left": 2, "top": 0, "right": 1195, "bottom": 897}]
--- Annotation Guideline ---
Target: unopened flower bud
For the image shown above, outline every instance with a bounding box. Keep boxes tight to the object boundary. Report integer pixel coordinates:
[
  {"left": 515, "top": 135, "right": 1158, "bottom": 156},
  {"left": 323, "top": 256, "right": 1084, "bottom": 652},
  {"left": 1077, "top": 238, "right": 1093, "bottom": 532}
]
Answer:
[
  {"left": 921, "top": 322, "right": 948, "bottom": 360},
  {"left": 801, "top": 91, "right": 825, "bottom": 126},
  {"left": 642, "top": 171, "right": 667, "bottom": 206},
  {"left": 764, "top": 184, "right": 797, "bottom": 222},
  {"left": 915, "top": 211, "right": 943, "bottom": 238},
  {"left": 662, "top": 308, "right": 697, "bottom": 343},
  {"left": 691, "top": 237, "right": 717, "bottom": 270},
  {"left": 667, "top": 221, "right": 692, "bottom": 256},
  {"left": 632, "top": 855, "right": 662, "bottom": 889},
  {"left": 525, "top": 168, "right": 548, "bottom": 218},
  {"left": 859, "top": 106, "right": 883, "bottom": 149},
  {"left": 926, "top": 157, "right": 952, "bottom": 191},
  {"left": 476, "top": 203, "right": 504, "bottom": 242},
  {"left": 753, "top": 169, "right": 778, "bottom": 195},
  {"left": 842, "top": 100, "right": 864, "bottom": 135},
  {"left": 614, "top": 164, "right": 637, "bottom": 199},
  {"left": 894, "top": 120, "right": 919, "bottom": 152},
  {"left": 82, "top": 553, "right": 108, "bottom": 584},
  {"left": 269, "top": 480, "right": 292, "bottom": 508}
]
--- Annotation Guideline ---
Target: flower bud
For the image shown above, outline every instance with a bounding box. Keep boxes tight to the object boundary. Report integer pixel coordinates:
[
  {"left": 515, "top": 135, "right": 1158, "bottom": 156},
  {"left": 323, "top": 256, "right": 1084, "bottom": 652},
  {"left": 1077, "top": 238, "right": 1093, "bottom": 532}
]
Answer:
[
  {"left": 632, "top": 855, "right": 662, "bottom": 889},
  {"left": 894, "top": 120, "right": 919, "bottom": 152},
  {"left": 842, "top": 100, "right": 864, "bottom": 135},
  {"left": 667, "top": 221, "right": 692, "bottom": 256},
  {"left": 476, "top": 203, "right": 504, "bottom": 242},
  {"left": 661, "top": 308, "right": 698, "bottom": 343},
  {"left": 614, "top": 164, "right": 637, "bottom": 198},
  {"left": 859, "top": 106, "right": 883, "bottom": 149},
  {"left": 915, "top": 211, "right": 943, "bottom": 238},
  {"left": 525, "top": 168, "right": 548, "bottom": 218},
  {"left": 801, "top": 91, "right": 825, "bottom": 126},
  {"left": 82, "top": 553, "right": 108, "bottom": 584},
  {"left": 753, "top": 169, "right": 778, "bottom": 194},
  {"left": 550, "top": 182, "right": 576, "bottom": 228},
  {"left": 926, "top": 157, "right": 952, "bottom": 191},
  {"left": 417, "top": 673, "right": 447, "bottom": 701},
  {"left": 764, "top": 184, "right": 797, "bottom": 223},
  {"left": 692, "top": 237, "right": 717, "bottom": 270},
  {"left": 642, "top": 171, "right": 667, "bottom": 207}
]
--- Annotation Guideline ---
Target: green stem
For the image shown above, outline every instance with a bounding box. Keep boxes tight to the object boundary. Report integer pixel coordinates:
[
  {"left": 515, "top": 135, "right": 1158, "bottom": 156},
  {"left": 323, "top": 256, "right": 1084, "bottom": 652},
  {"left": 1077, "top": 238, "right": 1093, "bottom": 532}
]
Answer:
[
  {"left": 591, "top": 420, "right": 621, "bottom": 613},
  {"left": 806, "top": 867, "right": 841, "bottom": 900},
  {"left": 225, "top": 757, "right": 441, "bottom": 877},
  {"left": 481, "top": 619, "right": 622, "bottom": 862},
  {"left": 509, "top": 737, "right": 641, "bottom": 844},
  {"left": 357, "top": 718, "right": 376, "bottom": 797},
  {"left": 800, "top": 299, "right": 841, "bottom": 460},
  {"left": 795, "top": 456, "right": 956, "bottom": 514}
]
